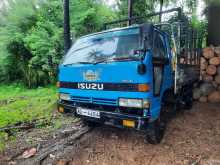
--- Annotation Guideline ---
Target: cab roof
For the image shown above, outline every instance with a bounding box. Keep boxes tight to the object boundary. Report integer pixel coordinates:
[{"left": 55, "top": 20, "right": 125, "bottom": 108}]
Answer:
[{"left": 80, "top": 23, "right": 155, "bottom": 39}]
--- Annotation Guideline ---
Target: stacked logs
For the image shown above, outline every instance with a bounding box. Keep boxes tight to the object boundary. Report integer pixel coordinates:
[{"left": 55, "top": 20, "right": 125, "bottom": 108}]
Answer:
[{"left": 193, "top": 46, "right": 220, "bottom": 103}]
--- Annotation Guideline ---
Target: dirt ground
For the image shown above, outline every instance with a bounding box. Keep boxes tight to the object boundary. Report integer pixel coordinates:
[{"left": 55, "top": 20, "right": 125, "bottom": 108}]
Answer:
[{"left": 1, "top": 102, "right": 220, "bottom": 165}]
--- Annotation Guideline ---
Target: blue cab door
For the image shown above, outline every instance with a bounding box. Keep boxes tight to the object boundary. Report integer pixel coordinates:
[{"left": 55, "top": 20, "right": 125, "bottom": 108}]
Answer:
[{"left": 149, "top": 30, "right": 172, "bottom": 121}]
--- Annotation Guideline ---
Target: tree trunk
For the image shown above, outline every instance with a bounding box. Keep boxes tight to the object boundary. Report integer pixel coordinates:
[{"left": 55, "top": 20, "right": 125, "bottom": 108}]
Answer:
[
  {"left": 159, "top": 0, "right": 164, "bottom": 22},
  {"left": 207, "top": 2, "right": 220, "bottom": 46},
  {"left": 128, "top": 0, "right": 133, "bottom": 26},
  {"left": 64, "top": 0, "right": 71, "bottom": 55}
]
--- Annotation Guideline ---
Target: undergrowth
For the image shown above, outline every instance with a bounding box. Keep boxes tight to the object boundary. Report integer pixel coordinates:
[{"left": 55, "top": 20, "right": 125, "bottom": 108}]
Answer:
[{"left": 0, "top": 84, "right": 57, "bottom": 151}]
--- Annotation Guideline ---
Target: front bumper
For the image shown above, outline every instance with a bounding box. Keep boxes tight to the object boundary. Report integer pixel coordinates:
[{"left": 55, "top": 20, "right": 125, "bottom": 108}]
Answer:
[{"left": 58, "top": 101, "right": 149, "bottom": 131}]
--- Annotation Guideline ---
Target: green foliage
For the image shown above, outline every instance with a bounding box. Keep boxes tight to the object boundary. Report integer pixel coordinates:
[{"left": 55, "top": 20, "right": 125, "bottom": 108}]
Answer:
[
  {"left": 115, "top": 0, "right": 179, "bottom": 25},
  {"left": 116, "top": 0, "right": 154, "bottom": 19},
  {"left": 0, "top": 0, "right": 37, "bottom": 85},
  {"left": 70, "top": 0, "right": 116, "bottom": 36},
  {"left": 0, "top": 84, "right": 57, "bottom": 151},
  {"left": 0, "top": 0, "right": 115, "bottom": 88}
]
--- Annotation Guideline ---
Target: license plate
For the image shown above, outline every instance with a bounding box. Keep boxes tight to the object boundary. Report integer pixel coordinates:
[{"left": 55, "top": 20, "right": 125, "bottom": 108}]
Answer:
[{"left": 76, "top": 107, "right": 100, "bottom": 118}]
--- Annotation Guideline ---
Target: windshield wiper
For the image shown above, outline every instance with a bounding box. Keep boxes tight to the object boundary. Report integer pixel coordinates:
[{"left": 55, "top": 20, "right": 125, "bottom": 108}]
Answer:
[
  {"left": 93, "top": 56, "right": 140, "bottom": 65},
  {"left": 112, "top": 56, "right": 140, "bottom": 61},
  {"left": 63, "top": 61, "right": 94, "bottom": 66},
  {"left": 93, "top": 59, "right": 110, "bottom": 65}
]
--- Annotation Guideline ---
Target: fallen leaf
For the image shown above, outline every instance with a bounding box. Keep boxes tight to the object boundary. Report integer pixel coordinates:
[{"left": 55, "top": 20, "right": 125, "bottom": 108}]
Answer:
[
  {"left": 22, "top": 148, "right": 37, "bottom": 159},
  {"left": 49, "top": 154, "right": 55, "bottom": 159}
]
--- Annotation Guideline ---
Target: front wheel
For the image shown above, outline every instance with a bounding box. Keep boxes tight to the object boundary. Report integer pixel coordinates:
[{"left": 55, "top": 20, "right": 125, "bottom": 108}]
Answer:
[{"left": 145, "top": 117, "right": 166, "bottom": 144}]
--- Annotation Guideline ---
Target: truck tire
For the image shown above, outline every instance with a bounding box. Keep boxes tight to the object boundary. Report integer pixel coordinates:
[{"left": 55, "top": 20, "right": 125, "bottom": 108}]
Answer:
[
  {"left": 183, "top": 89, "right": 193, "bottom": 110},
  {"left": 184, "top": 97, "right": 193, "bottom": 110},
  {"left": 145, "top": 116, "right": 166, "bottom": 144}
]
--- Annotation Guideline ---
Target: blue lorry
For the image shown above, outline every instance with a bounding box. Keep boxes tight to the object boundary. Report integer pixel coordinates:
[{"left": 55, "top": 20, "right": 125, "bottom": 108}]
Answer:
[{"left": 57, "top": 8, "right": 201, "bottom": 144}]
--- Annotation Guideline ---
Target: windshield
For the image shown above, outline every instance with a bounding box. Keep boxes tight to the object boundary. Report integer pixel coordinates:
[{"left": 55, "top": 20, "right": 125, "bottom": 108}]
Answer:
[{"left": 62, "top": 27, "right": 142, "bottom": 65}]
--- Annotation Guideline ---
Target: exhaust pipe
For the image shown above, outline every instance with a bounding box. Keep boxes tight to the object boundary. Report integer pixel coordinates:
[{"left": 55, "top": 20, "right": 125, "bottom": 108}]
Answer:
[{"left": 63, "top": 0, "right": 71, "bottom": 55}]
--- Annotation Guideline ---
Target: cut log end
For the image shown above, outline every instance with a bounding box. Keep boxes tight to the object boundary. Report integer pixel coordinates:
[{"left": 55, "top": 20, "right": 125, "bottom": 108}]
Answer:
[
  {"left": 208, "top": 91, "right": 220, "bottom": 103},
  {"left": 209, "top": 57, "right": 220, "bottom": 66},
  {"left": 206, "top": 65, "right": 217, "bottom": 75},
  {"left": 203, "top": 47, "right": 214, "bottom": 59}
]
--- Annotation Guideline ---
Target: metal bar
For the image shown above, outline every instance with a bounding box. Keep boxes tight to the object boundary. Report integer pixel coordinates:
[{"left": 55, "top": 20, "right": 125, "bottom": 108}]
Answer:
[
  {"left": 104, "top": 7, "right": 182, "bottom": 29},
  {"left": 190, "top": 29, "right": 193, "bottom": 65},
  {"left": 159, "top": 0, "right": 164, "bottom": 22}
]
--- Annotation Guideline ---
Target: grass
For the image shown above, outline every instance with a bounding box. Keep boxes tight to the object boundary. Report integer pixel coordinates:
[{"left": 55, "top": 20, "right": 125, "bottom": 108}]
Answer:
[{"left": 0, "top": 84, "right": 58, "bottom": 150}]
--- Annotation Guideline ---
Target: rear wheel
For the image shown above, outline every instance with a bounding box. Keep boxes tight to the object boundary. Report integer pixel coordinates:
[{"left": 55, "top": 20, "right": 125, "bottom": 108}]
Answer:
[
  {"left": 145, "top": 116, "right": 166, "bottom": 144},
  {"left": 183, "top": 88, "right": 193, "bottom": 110}
]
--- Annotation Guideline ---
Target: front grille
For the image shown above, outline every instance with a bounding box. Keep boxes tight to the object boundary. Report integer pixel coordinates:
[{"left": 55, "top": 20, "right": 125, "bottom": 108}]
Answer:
[
  {"left": 92, "top": 98, "right": 117, "bottom": 106},
  {"left": 71, "top": 96, "right": 90, "bottom": 103},
  {"left": 70, "top": 96, "right": 117, "bottom": 106}
]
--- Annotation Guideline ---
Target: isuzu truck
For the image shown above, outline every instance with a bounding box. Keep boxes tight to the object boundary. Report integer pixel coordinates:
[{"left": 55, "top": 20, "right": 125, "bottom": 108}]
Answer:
[{"left": 57, "top": 8, "right": 201, "bottom": 144}]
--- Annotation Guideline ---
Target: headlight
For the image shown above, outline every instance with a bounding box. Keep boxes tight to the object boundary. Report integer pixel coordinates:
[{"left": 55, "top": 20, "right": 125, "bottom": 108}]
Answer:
[
  {"left": 119, "top": 98, "right": 150, "bottom": 108},
  {"left": 119, "top": 98, "right": 143, "bottom": 108},
  {"left": 59, "top": 93, "right": 71, "bottom": 101},
  {"left": 56, "top": 81, "right": 60, "bottom": 88}
]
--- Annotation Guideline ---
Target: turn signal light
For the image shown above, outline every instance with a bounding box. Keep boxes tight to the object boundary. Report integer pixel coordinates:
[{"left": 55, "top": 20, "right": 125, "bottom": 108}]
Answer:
[
  {"left": 58, "top": 106, "right": 64, "bottom": 113},
  {"left": 56, "top": 82, "right": 60, "bottom": 88},
  {"left": 123, "top": 120, "right": 135, "bottom": 128},
  {"left": 138, "top": 84, "right": 150, "bottom": 92}
]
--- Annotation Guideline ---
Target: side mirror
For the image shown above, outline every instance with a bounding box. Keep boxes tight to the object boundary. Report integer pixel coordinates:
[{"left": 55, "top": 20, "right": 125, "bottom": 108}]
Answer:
[
  {"left": 133, "top": 49, "right": 146, "bottom": 56},
  {"left": 137, "top": 63, "right": 146, "bottom": 75}
]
